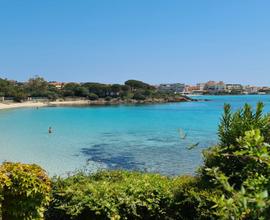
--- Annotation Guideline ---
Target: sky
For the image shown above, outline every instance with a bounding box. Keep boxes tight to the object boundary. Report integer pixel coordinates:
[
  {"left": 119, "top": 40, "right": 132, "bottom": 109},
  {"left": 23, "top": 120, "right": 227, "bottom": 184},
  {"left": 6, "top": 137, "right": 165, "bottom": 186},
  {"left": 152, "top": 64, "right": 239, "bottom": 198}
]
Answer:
[{"left": 0, "top": 0, "right": 270, "bottom": 85}]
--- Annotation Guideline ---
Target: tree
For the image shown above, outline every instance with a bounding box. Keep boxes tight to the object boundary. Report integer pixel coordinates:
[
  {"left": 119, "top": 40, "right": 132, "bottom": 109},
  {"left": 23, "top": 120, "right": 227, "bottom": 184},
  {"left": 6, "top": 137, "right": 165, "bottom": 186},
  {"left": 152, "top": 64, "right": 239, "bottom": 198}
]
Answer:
[
  {"left": 83, "top": 83, "right": 110, "bottom": 98},
  {"left": 88, "top": 93, "right": 98, "bottom": 100},
  {"left": 62, "top": 83, "right": 81, "bottom": 97},
  {"left": 133, "top": 91, "right": 146, "bottom": 100},
  {"left": 13, "top": 91, "right": 28, "bottom": 102},
  {"left": 0, "top": 78, "right": 18, "bottom": 97},
  {"left": 25, "top": 76, "right": 49, "bottom": 97},
  {"left": 111, "top": 84, "right": 122, "bottom": 97},
  {"left": 125, "top": 80, "right": 154, "bottom": 91}
]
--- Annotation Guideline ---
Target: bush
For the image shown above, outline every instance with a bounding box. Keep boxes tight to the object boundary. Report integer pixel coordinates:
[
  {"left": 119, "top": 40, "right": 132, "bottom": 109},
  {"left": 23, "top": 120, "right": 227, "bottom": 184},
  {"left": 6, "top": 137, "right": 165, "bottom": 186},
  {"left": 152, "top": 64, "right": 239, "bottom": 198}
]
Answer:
[
  {"left": 133, "top": 92, "right": 146, "bottom": 100},
  {"left": 13, "top": 92, "right": 28, "bottom": 102},
  {"left": 88, "top": 93, "right": 99, "bottom": 100},
  {"left": 47, "top": 91, "right": 59, "bottom": 101},
  {"left": 218, "top": 102, "right": 270, "bottom": 147},
  {"left": 105, "top": 96, "right": 112, "bottom": 101},
  {"left": 47, "top": 171, "right": 207, "bottom": 220},
  {"left": 204, "top": 130, "right": 270, "bottom": 219},
  {"left": 200, "top": 103, "right": 270, "bottom": 187},
  {"left": 46, "top": 170, "right": 222, "bottom": 220},
  {"left": 0, "top": 162, "right": 51, "bottom": 220},
  {"left": 199, "top": 103, "right": 270, "bottom": 219},
  {"left": 172, "top": 176, "right": 220, "bottom": 219}
]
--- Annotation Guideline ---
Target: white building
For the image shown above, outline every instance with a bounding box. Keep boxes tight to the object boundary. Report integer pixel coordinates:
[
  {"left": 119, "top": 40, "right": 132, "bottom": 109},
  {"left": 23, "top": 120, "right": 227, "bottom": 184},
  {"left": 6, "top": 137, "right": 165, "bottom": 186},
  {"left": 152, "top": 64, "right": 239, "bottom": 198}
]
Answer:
[
  {"left": 204, "top": 81, "right": 226, "bottom": 93},
  {"left": 196, "top": 83, "right": 206, "bottom": 91},
  {"left": 226, "top": 84, "right": 243, "bottom": 93},
  {"left": 158, "top": 83, "right": 185, "bottom": 93},
  {"left": 243, "top": 85, "right": 258, "bottom": 94}
]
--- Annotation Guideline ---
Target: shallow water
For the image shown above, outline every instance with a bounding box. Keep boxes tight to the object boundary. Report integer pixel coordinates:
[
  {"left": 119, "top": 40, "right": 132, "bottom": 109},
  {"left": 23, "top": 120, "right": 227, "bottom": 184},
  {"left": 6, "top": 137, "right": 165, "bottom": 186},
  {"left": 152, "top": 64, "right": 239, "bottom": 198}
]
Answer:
[{"left": 0, "top": 95, "right": 270, "bottom": 176}]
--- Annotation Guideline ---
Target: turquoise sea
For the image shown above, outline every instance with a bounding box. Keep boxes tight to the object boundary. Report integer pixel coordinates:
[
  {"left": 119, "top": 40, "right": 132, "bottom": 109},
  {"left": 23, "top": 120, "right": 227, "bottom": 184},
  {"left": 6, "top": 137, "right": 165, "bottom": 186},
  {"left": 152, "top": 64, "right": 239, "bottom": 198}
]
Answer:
[{"left": 0, "top": 95, "right": 270, "bottom": 176}]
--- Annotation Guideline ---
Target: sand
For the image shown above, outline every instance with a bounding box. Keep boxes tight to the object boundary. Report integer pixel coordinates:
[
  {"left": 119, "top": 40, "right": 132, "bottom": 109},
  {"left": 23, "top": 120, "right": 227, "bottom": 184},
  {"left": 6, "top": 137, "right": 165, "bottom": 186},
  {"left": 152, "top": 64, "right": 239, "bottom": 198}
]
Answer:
[{"left": 0, "top": 100, "right": 91, "bottom": 110}]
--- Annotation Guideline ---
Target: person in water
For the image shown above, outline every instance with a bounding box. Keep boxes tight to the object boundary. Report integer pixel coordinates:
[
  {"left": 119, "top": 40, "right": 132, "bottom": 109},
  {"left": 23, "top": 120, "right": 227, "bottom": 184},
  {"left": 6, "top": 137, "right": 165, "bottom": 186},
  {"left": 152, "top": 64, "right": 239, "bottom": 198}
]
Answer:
[{"left": 48, "top": 127, "right": 52, "bottom": 134}]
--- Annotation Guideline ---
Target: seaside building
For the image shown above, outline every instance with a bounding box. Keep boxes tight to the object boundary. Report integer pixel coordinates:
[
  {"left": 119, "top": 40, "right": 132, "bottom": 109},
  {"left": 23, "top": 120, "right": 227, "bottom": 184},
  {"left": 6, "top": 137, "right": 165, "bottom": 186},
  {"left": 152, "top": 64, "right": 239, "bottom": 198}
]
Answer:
[
  {"left": 197, "top": 83, "right": 206, "bottom": 91},
  {"left": 183, "top": 85, "right": 203, "bottom": 94},
  {"left": 49, "top": 82, "right": 65, "bottom": 89},
  {"left": 243, "top": 85, "right": 259, "bottom": 94},
  {"left": 204, "top": 81, "right": 226, "bottom": 93},
  {"left": 258, "top": 87, "right": 270, "bottom": 94},
  {"left": 226, "top": 84, "right": 243, "bottom": 93},
  {"left": 158, "top": 83, "right": 185, "bottom": 93}
]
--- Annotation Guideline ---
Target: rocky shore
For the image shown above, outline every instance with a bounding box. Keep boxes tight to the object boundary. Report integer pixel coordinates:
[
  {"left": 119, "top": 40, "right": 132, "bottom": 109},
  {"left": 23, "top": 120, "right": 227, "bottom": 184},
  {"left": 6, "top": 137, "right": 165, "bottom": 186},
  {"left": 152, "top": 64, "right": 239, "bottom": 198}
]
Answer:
[{"left": 48, "top": 96, "right": 195, "bottom": 107}]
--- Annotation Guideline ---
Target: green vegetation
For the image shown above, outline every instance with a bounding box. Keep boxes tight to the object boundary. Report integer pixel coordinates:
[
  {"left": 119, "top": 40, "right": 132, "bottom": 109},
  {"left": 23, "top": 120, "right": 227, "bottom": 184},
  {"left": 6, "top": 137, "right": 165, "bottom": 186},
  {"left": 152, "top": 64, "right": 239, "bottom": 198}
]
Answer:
[
  {"left": 0, "top": 77, "right": 188, "bottom": 103},
  {"left": 47, "top": 171, "right": 177, "bottom": 219},
  {"left": 46, "top": 172, "right": 219, "bottom": 220},
  {"left": 199, "top": 102, "right": 270, "bottom": 219},
  {"left": 1, "top": 102, "right": 270, "bottom": 219},
  {"left": 0, "top": 162, "right": 51, "bottom": 220}
]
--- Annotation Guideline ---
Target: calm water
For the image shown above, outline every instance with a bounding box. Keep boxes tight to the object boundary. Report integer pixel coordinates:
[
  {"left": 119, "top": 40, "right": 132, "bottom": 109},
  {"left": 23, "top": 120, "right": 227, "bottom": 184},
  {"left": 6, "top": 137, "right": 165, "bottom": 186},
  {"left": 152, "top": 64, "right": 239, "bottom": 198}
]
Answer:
[{"left": 0, "top": 95, "right": 270, "bottom": 176}]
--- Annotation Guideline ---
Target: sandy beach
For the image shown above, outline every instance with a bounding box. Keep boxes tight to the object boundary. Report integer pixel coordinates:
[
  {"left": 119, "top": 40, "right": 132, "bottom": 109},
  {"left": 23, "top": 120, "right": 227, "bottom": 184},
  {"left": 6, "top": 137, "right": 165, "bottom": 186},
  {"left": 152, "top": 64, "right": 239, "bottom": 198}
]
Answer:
[{"left": 0, "top": 100, "right": 91, "bottom": 110}]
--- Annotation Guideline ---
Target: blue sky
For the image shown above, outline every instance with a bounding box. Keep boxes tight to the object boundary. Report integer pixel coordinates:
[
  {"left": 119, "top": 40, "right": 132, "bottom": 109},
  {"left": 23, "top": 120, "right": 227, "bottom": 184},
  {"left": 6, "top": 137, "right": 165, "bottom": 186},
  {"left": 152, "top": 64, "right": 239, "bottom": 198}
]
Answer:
[{"left": 0, "top": 0, "right": 270, "bottom": 85}]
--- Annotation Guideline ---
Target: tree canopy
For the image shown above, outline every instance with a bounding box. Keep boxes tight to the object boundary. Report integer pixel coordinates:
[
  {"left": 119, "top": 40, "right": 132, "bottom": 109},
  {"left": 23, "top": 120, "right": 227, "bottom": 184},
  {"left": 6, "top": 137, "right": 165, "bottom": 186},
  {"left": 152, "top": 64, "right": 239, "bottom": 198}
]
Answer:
[{"left": 0, "top": 76, "right": 181, "bottom": 102}]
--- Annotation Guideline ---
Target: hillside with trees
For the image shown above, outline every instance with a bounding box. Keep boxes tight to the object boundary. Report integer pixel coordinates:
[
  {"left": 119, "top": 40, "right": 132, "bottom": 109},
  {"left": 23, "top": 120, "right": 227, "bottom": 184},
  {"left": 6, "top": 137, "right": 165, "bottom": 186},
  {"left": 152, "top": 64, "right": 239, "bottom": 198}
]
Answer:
[{"left": 0, "top": 76, "right": 191, "bottom": 103}]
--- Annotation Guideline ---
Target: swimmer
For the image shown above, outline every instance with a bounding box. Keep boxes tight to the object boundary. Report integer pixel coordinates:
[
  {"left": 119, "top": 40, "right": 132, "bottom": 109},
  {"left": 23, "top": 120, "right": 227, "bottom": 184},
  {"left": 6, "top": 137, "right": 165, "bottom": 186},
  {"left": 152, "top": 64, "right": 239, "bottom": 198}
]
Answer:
[{"left": 48, "top": 127, "right": 52, "bottom": 134}]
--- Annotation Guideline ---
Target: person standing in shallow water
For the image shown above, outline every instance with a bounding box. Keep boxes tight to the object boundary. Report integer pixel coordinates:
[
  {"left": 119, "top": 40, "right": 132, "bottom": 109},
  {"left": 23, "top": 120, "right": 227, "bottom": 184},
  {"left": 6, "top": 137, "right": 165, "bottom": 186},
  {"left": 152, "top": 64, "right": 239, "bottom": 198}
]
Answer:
[{"left": 48, "top": 127, "right": 52, "bottom": 134}]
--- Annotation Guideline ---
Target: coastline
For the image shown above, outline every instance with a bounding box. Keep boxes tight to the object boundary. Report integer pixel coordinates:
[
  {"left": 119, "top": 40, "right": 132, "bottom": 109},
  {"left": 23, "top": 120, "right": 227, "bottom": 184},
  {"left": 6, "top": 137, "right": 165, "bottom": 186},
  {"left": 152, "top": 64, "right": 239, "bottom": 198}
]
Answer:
[
  {"left": 0, "top": 101, "right": 48, "bottom": 110},
  {"left": 0, "top": 97, "right": 193, "bottom": 110},
  {"left": 0, "top": 100, "right": 93, "bottom": 110}
]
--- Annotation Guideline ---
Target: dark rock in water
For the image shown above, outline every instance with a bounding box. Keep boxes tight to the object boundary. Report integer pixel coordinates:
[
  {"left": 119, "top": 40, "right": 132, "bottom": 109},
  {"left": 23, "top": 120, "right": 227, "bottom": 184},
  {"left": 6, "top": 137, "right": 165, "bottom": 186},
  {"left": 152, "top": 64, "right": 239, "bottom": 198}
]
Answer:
[
  {"left": 80, "top": 144, "right": 145, "bottom": 170},
  {"left": 198, "top": 99, "right": 211, "bottom": 101},
  {"left": 190, "top": 98, "right": 211, "bottom": 102}
]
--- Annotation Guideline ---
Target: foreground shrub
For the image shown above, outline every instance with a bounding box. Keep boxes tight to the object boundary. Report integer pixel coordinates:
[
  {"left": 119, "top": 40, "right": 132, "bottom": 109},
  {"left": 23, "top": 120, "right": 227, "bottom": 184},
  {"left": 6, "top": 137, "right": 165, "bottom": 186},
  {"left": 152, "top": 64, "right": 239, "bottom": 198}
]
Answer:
[
  {"left": 199, "top": 103, "right": 270, "bottom": 219},
  {"left": 172, "top": 176, "right": 220, "bottom": 219},
  {"left": 218, "top": 102, "right": 270, "bottom": 147},
  {"left": 47, "top": 171, "right": 173, "bottom": 219},
  {"left": 203, "top": 130, "right": 270, "bottom": 219},
  {"left": 0, "top": 162, "right": 51, "bottom": 220},
  {"left": 200, "top": 102, "right": 270, "bottom": 187},
  {"left": 46, "top": 170, "right": 212, "bottom": 220}
]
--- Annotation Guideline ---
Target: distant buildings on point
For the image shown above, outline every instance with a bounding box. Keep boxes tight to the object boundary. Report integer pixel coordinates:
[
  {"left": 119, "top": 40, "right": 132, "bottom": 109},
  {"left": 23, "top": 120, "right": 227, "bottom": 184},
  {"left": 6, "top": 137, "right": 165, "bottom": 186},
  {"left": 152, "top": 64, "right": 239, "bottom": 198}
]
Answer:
[
  {"left": 39, "top": 80, "right": 270, "bottom": 95},
  {"left": 157, "top": 81, "right": 270, "bottom": 95}
]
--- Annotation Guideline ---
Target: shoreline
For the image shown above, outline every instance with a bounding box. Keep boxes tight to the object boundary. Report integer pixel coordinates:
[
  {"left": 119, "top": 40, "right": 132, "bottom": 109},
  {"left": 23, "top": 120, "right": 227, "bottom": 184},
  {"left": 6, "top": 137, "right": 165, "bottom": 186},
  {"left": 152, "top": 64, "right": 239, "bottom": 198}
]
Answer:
[
  {"left": 0, "top": 100, "right": 93, "bottom": 110},
  {"left": 0, "top": 102, "right": 48, "bottom": 110},
  {"left": 0, "top": 97, "right": 193, "bottom": 110}
]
